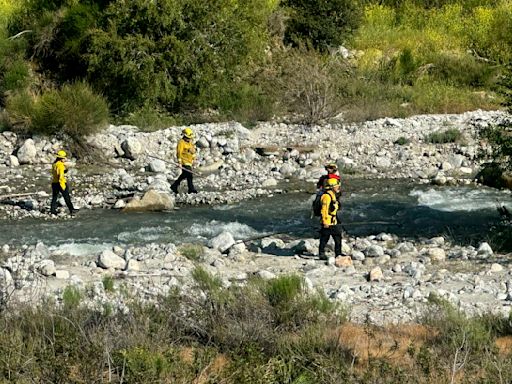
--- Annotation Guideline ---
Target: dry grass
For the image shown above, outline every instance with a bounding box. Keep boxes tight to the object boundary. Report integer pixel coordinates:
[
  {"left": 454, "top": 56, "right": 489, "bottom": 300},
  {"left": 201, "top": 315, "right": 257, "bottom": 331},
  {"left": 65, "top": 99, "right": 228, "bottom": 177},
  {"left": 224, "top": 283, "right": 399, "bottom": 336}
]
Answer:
[{"left": 336, "top": 323, "right": 435, "bottom": 367}]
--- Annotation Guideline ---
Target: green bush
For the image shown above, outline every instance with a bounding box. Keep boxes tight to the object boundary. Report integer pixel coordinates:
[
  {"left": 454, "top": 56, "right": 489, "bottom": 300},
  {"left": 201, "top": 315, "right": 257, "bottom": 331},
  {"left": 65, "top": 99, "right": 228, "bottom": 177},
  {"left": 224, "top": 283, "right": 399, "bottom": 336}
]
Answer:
[
  {"left": 394, "top": 136, "right": 410, "bottom": 145},
  {"left": 62, "top": 285, "right": 81, "bottom": 309},
  {"left": 425, "top": 128, "right": 463, "bottom": 143},
  {"left": 178, "top": 243, "right": 205, "bottom": 262},
  {"left": 121, "top": 104, "right": 180, "bottom": 132},
  {"left": 102, "top": 275, "right": 115, "bottom": 293},
  {"left": 283, "top": 0, "right": 364, "bottom": 51},
  {"left": 6, "top": 82, "right": 108, "bottom": 139}
]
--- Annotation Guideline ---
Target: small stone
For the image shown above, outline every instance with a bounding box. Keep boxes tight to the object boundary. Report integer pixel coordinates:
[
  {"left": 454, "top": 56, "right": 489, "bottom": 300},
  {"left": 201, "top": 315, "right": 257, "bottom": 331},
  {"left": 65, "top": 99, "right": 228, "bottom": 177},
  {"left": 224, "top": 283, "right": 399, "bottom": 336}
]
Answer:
[
  {"left": 369, "top": 267, "right": 383, "bottom": 282},
  {"left": 55, "top": 270, "right": 70, "bottom": 279},
  {"left": 428, "top": 248, "right": 446, "bottom": 262},
  {"left": 257, "top": 270, "right": 276, "bottom": 280},
  {"left": 335, "top": 256, "right": 353, "bottom": 268}
]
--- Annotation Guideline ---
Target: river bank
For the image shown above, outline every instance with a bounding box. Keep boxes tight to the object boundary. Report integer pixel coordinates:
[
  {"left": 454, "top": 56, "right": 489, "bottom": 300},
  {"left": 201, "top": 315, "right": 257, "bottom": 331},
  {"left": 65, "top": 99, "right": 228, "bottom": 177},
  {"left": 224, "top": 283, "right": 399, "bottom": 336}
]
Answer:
[{"left": 1, "top": 110, "right": 512, "bottom": 325}]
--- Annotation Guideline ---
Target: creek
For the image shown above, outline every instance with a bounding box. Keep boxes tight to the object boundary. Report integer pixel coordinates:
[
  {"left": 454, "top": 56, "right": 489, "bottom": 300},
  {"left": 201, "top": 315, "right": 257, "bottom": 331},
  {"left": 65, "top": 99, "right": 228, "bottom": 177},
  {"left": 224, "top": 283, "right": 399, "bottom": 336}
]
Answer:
[{"left": 4, "top": 179, "right": 512, "bottom": 255}]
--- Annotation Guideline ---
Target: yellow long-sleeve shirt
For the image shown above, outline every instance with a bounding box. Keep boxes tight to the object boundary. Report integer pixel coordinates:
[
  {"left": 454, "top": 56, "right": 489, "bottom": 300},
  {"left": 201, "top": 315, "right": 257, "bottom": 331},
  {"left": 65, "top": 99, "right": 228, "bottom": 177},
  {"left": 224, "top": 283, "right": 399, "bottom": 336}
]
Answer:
[
  {"left": 176, "top": 138, "right": 196, "bottom": 166},
  {"left": 320, "top": 190, "right": 339, "bottom": 227},
  {"left": 51, "top": 160, "right": 67, "bottom": 190}
]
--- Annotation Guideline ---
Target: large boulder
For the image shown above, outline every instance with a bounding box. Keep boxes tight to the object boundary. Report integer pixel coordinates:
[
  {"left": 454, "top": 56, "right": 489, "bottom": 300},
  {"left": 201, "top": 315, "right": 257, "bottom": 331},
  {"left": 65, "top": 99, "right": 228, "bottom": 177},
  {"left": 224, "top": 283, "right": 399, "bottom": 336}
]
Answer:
[
  {"left": 123, "top": 190, "right": 174, "bottom": 212},
  {"left": 17, "top": 139, "right": 37, "bottom": 164},
  {"left": 121, "top": 137, "right": 143, "bottom": 160}
]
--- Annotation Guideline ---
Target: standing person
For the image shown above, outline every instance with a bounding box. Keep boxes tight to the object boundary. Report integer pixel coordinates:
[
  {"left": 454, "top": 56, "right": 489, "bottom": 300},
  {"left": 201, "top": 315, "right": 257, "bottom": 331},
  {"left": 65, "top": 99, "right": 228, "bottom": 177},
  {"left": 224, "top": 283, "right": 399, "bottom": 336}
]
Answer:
[
  {"left": 171, "top": 127, "right": 198, "bottom": 194},
  {"left": 318, "top": 178, "right": 342, "bottom": 260},
  {"left": 50, "top": 150, "right": 78, "bottom": 215},
  {"left": 316, "top": 163, "right": 340, "bottom": 190}
]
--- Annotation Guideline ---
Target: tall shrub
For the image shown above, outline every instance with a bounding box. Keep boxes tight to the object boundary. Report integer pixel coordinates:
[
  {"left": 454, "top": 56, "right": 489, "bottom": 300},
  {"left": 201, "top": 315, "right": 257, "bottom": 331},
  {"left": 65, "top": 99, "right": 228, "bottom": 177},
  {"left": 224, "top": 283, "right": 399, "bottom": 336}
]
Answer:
[{"left": 283, "top": 0, "right": 363, "bottom": 51}]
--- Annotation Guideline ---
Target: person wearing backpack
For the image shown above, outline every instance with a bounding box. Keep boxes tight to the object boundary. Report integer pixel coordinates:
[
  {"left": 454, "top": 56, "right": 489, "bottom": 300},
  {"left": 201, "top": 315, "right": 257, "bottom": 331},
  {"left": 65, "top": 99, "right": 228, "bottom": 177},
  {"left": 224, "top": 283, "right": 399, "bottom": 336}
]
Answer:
[
  {"left": 316, "top": 163, "right": 340, "bottom": 190},
  {"left": 318, "top": 178, "right": 342, "bottom": 260}
]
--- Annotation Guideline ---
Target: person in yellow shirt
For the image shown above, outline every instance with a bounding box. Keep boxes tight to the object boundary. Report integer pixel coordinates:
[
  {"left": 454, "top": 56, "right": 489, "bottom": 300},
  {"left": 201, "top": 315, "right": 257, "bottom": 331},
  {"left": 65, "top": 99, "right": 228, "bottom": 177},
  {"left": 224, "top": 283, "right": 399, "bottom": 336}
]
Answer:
[
  {"left": 50, "top": 150, "right": 78, "bottom": 215},
  {"left": 171, "top": 127, "right": 198, "bottom": 194},
  {"left": 318, "top": 178, "right": 342, "bottom": 260}
]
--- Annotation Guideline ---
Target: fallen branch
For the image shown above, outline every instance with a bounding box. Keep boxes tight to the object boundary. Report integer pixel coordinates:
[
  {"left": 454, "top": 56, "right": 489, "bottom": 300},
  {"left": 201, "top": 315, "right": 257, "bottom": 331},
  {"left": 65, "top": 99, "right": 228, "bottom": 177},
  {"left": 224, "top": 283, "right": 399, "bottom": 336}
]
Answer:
[
  {"left": 147, "top": 155, "right": 203, "bottom": 177},
  {"left": 8, "top": 30, "right": 33, "bottom": 40},
  {"left": 0, "top": 191, "right": 48, "bottom": 200}
]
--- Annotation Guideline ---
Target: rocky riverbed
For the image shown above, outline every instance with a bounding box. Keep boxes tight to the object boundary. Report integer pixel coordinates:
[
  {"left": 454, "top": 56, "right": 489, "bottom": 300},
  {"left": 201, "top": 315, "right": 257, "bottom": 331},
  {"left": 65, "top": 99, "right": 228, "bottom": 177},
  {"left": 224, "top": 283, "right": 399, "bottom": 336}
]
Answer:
[{"left": 1, "top": 110, "right": 512, "bottom": 324}]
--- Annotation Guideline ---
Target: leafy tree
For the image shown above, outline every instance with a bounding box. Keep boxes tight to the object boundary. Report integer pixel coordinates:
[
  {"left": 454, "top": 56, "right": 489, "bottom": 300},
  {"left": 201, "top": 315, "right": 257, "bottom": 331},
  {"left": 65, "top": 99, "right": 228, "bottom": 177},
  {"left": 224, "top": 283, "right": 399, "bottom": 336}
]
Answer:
[
  {"left": 283, "top": 0, "right": 363, "bottom": 51},
  {"left": 11, "top": 0, "right": 277, "bottom": 114}
]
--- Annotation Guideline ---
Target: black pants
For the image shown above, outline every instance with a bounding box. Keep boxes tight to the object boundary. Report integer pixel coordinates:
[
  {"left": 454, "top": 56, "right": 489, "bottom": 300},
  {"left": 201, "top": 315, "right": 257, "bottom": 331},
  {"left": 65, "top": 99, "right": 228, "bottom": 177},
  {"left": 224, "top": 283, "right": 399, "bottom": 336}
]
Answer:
[
  {"left": 171, "top": 166, "right": 196, "bottom": 193},
  {"left": 319, "top": 225, "right": 342, "bottom": 258},
  {"left": 51, "top": 183, "right": 75, "bottom": 214}
]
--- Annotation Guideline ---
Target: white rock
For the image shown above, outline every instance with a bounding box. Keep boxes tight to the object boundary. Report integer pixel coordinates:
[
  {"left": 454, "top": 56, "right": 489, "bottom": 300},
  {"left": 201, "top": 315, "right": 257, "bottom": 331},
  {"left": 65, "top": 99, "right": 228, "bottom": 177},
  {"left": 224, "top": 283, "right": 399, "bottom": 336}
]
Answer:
[
  {"left": 8, "top": 155, "right": 19, "bottom": 167},
  {"left": 257, "top": 270, "right": 276, "bottom": 280},
  {"left": 490, "top": 263, "right": 503, "bottom": 273},
  {"left": 17, "top": 139, "right": 37, "bottom": 164},
  {"left": 55, "top": 270, "right": 70, "bottom": 279},
  {"left": 262, "top": 178, "right": 278, "bottom": 187},
  {"left": 365, "top": 245, "right": 384, "bottom": 257},
  {"left": 97, "top": 250, "right": 126, "bottom": 270},
  {"left": 125, "top": 259, "right": 140, "bottom": 272},
  {"left": 459, "top": 166, "right": 473, "bottom": 175},
  {"left": 148, "top": 159, "right": 166, "bottom": 173},
  {"left": 369, "top": 267, "right": 383, "bottom": 281},
  {"left": 477, "top": 242, "right": 493, "bottom": 256},
  {"left": 113, "top": 199, "right": 126, "bottom": 209},
  {"left": 121, "top": 137, "right": 142, "bottom": 160},
  {"left": 37, "top": 260, "right": 56, "bottom": 276},
  {"left": 428, "top": 248, "right": 446, "bottom": 262},
  {"left": 209, "top": 232, "right": 235, "bottom": 253}
]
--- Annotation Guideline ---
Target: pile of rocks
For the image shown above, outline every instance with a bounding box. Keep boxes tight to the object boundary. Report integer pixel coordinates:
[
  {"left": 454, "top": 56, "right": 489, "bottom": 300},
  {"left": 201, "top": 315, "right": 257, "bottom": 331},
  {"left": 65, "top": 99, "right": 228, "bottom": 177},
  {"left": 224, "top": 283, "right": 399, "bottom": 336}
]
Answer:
[{"left": 1, "top": 229, "right": 510, "bottom": 325}]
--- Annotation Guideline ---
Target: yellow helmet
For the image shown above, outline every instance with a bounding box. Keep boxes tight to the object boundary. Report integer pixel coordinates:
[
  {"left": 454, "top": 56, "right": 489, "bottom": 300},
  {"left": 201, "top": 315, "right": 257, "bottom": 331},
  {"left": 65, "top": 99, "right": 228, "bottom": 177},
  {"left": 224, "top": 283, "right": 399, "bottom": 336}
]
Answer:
[
  {"left": 56, "top": 150, "right": 67, "bottom": 159},
  {"left": 324, "top": 178, "right": 340, "bottom": 189},
  {"left": 182, "top": 127, "right": 194, "bottom": 139}
]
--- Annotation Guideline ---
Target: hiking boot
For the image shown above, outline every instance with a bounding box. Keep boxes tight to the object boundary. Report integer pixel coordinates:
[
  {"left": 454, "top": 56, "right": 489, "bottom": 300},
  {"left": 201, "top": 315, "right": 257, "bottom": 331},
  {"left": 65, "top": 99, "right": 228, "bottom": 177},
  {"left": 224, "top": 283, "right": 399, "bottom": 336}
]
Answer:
[
  {"left": 70, "top": 208, "right": 80, "bottom": 216},
  {"left": 170, "top": 185, "right": 178, "bottom": 194},
  {"left": 318, "top": 253, "right": 327, "bottom": 260},
  {"left": 188, "top": 189, "right": 198, "bottom": 194}
]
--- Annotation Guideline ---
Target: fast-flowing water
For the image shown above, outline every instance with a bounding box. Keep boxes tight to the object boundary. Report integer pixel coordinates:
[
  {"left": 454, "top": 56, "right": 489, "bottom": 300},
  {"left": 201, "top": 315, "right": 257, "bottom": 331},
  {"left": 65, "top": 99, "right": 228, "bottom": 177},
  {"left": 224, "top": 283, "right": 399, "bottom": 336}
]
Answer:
[{"left": 4, "top": 179, "right": 512, "bottom": 255}]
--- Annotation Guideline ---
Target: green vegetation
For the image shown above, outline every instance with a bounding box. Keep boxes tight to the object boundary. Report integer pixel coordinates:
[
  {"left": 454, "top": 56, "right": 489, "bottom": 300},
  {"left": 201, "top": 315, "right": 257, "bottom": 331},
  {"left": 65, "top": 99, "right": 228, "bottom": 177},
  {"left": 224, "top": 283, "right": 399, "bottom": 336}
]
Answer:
[
  {"left": 102, "top": 274, "right": 115, "bottom": 292},
  {"left": 178, "top": 243, "right": 205, "bottom": 262},
  {"left": 3, "top": 275, "right": 512, "bottom": 382},
  {"left": 425, "top": 128, "right": 463, "bottom": 144},
  {"left": 394, "top": 136, "right": 411, "bottom": 145},
  {"left": 0, "top": 0, "right": 510, "bottom": 135}
]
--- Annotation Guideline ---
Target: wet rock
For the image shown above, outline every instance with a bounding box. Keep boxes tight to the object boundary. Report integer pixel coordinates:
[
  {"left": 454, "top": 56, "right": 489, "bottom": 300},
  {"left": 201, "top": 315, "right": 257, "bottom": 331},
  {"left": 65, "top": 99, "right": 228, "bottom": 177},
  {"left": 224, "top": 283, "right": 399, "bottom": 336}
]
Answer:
[{"left": 123, "top": 190, "right": 174, "bottom": 212}]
